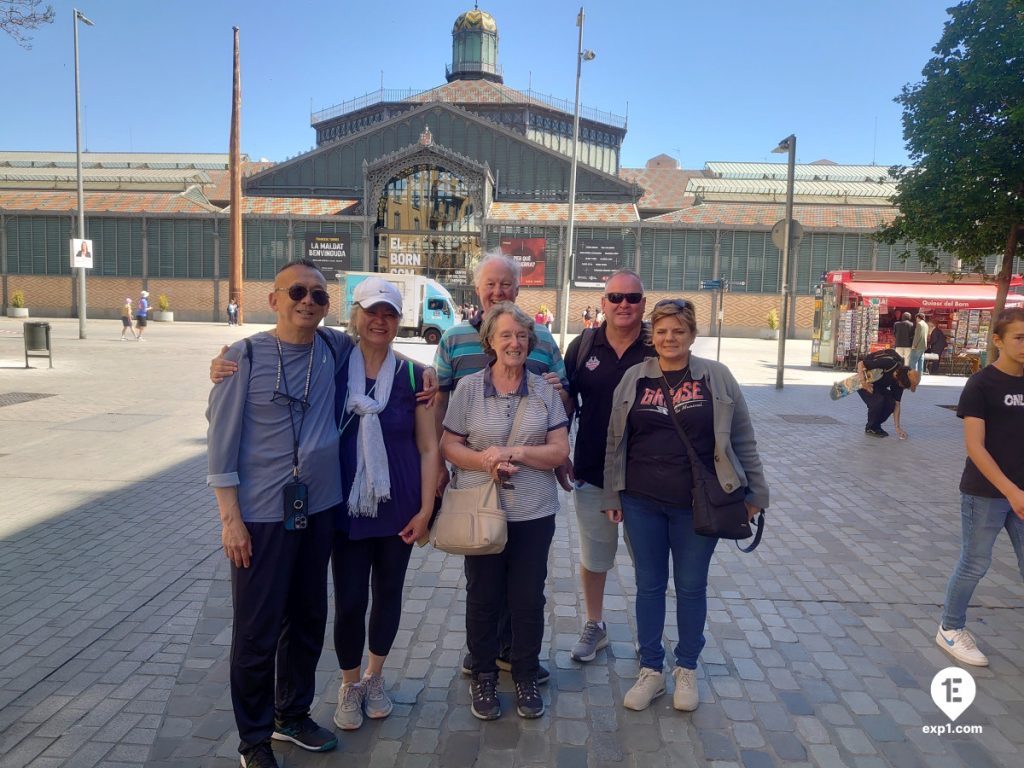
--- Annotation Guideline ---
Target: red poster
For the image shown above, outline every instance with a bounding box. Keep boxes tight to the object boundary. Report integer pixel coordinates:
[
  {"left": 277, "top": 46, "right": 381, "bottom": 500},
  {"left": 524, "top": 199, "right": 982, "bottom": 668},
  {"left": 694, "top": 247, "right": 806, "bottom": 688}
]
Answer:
[{"left": 499, "top": 237, "right": 546, "bottom": 287}]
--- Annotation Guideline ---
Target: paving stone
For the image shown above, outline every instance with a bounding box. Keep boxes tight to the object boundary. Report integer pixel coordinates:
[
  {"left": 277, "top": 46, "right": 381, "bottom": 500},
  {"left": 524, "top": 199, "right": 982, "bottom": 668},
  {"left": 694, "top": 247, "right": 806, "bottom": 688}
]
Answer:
[{"left": 698, "top": 729, "right": 738, "bottom": 762}]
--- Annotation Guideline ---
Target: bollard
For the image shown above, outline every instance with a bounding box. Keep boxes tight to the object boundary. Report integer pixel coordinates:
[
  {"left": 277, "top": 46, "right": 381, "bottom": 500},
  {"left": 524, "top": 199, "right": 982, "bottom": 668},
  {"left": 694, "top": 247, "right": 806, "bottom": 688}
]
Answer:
[{"left": 24, "top": 321, "right": 53, "bottom": 369}]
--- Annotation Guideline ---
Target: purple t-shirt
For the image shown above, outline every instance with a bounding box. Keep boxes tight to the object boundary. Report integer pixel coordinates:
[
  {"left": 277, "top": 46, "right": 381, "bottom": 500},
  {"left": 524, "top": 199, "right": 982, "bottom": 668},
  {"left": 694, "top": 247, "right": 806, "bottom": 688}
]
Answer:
[{"left": 337, "top": 359, "right": 425, "bottom": 539}]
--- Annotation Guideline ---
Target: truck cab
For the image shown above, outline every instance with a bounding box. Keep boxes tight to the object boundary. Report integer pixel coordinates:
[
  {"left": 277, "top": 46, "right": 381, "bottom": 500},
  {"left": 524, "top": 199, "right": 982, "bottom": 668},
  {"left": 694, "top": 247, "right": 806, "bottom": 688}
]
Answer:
[{"left": 339, "top": 272, "right": 457, "bottom": 344}]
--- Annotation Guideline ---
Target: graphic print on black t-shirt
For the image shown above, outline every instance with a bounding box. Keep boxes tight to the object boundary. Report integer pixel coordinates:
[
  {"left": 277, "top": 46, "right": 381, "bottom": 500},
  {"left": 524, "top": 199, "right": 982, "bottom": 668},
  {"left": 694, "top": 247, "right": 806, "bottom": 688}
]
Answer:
[
  {"left": 957, "top": 365, "right": 1024, "bottom": 498},
  {"left": 625, "top": 371, "right": 714, "bottom": 507}
]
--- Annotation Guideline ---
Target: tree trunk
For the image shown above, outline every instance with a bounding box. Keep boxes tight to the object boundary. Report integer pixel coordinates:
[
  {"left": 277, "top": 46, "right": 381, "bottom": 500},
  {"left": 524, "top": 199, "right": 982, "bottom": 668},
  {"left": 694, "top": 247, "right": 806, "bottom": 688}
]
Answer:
[{"left": 987, "top": 223, "right": 1021, "bottom": 364}]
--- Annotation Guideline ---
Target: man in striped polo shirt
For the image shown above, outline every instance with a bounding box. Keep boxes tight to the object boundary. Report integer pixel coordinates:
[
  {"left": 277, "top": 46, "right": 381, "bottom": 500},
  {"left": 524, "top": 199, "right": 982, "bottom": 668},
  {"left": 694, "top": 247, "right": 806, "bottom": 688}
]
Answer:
[{"left": 434, "top": 251, "right": 570, "bottom": 683}]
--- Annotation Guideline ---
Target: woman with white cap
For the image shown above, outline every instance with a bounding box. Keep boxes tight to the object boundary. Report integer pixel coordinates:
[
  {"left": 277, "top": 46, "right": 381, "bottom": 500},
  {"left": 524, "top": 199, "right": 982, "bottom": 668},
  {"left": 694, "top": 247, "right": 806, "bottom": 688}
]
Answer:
[
  {"left": 331, "top": 276, "right": 440, "bottom": 732},
  {"left": 135, "top": 290, "right": 151, "bottom": 341}
]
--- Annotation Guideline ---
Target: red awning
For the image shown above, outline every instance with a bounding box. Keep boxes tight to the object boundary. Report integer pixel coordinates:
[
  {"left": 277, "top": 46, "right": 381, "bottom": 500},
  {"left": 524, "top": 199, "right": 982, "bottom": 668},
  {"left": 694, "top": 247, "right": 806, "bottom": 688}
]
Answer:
[{"left": 844, "top": 281, "right": 1024, "bottom": 310}]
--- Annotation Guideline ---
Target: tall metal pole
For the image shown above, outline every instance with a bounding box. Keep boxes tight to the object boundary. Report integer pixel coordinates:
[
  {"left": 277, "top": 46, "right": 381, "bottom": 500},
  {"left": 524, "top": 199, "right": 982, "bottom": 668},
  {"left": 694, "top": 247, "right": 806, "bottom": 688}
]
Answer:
[
  {"left": 558, "top": 7, "right": 587, "bottom": 351},
  {"left": 73, "top": 9, "right": 93, "bottom": 340},
  {"left": 775, "top": 134, "right": 795, "bottom": 390},
  {"left": 229, "top": 26, "right": 244, "bottom": 324}
]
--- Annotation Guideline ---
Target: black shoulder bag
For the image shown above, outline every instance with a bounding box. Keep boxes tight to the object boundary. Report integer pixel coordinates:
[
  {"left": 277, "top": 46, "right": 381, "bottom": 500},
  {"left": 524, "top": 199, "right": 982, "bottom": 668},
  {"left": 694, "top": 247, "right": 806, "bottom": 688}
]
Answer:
[{"left": 657, "top": 378, "right": 764, "bottom": 552}]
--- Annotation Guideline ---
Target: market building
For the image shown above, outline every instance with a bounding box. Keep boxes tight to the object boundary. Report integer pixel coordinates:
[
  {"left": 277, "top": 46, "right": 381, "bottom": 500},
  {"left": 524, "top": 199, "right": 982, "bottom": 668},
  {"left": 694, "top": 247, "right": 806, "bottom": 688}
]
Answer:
[{"left": 2, "top": 7, "right": 1020, "bottom": 337}]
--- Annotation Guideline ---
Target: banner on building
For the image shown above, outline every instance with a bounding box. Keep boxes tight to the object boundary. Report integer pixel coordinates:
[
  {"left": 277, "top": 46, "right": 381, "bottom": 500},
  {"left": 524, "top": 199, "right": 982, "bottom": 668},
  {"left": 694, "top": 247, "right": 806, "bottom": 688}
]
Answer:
[
  {"left": 305, "top": 233, "right": 351, "bottom": 280},
  {"left": 70, "top": 238, "right": 93, "bottom": 269},
  {"left": 499, "top": 237, "right": 546, "bottom": 286},
  {"left": 574, "top": 239, "right": 624, "bottom": 287}
]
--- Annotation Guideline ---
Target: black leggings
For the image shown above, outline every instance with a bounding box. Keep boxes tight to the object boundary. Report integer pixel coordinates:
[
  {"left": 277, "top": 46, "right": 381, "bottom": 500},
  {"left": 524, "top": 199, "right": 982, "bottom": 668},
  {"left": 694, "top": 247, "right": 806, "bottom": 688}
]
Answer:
[{"left": 332, "top": 530, "right": 413, "bottom": 671}]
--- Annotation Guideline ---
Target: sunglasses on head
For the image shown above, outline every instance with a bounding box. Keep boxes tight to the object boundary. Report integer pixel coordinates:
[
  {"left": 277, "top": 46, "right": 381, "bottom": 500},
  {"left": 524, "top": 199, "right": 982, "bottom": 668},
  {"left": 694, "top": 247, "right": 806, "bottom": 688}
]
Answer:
[
  {"left": 654, "top": 298, "right": 694, "bottom": 311},
  {"left": 605, "top": 292, "right": 644, "bottom": 305},
  {"left": 277, "top": 285, "right": 329, "bottom": 306}
]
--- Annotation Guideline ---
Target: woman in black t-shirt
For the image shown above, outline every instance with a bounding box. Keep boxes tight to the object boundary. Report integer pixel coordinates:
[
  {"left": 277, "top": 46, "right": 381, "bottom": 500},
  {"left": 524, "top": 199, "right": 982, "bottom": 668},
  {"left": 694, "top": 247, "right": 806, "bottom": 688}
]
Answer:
[
  {"left": 603, "top": 299, "right": 767, "bottom": 715},
  {"left": 937, "top": 308, "right": 1024, "bottom": 667}
]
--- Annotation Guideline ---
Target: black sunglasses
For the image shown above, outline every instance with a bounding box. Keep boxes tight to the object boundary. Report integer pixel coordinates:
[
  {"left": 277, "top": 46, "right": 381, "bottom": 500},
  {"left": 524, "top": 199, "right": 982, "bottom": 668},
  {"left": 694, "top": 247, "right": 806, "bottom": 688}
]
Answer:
[
  {"left": 271, "top": 391, "right": 310, "bottom": 412},
  {"left": 277, "top": 285, "right": 329, "bottom": 306},
  {"left": 605, "top": 292, "right": 644, "bottom": 305},
  {"left": 654, "top": 298, "right": 695, "bottom": 311}
]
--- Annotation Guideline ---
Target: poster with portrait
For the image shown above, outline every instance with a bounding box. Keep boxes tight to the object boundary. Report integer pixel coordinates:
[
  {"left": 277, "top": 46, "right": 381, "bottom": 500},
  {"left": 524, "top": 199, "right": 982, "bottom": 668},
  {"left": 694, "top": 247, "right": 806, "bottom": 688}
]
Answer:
[
  {"left": 70, "top": 238, "right": 94, "bottom": 269},
  {"left": 499, "top": 237, "right": 546, "bottom": 286}
]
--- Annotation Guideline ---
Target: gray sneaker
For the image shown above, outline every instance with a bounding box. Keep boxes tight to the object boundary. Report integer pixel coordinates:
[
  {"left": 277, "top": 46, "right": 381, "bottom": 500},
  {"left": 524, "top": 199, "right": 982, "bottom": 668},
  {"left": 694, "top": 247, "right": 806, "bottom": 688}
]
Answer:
[
  {"left": 362, "top": 672, "right": 394, "bottom": 719},
  {"left": 571, "top": 620, "right": 609, "bottom": 662},
  {"left": 333, "top": 681, "right": 364, "bottom": 731}
]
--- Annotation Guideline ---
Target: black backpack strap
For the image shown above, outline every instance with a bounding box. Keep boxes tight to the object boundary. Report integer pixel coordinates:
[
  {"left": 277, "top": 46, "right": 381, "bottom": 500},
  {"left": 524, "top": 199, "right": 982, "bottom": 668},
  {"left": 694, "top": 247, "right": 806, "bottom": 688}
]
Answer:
[
  {"left": 574, "top": 328, "right": 597, "bottom": 377},
  {"left": 316, "top": 327, "right": 338, "bottom": 361}
]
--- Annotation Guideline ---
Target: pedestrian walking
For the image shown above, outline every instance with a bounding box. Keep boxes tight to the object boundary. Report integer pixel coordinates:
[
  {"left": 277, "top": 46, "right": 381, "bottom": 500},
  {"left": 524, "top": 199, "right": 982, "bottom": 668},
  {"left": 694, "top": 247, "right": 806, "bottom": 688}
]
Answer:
[
  {"left": 937, "top": 308, "right": 1024, "bottom": 667},
  {"left": 120, "top": 297, "right": 137, "bottom": 340},
  {"left": 136, "top": 291, "right": 151, "bottom": 341}
]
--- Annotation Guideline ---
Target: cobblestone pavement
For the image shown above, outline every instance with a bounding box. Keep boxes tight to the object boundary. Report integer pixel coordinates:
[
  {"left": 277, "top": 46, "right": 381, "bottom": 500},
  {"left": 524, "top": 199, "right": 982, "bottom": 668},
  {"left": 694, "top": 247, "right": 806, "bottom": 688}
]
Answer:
[{"left": 0, "top": 317, "right": 1021, "bottom": 768}]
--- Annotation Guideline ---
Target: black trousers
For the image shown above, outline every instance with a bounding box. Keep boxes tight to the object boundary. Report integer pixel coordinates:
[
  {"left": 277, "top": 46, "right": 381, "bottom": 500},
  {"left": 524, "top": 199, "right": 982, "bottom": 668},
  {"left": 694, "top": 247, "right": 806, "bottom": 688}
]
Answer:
[
  {"left": 465, "top": 515, "right": 555, "bottom": 682},
  {"left": 332, "top": 530, "right": 413, "bottom": 670},
  {"left": 230, "top": 508, "right": 335, "bottom": 750},
  {"left": 858, "top": 388, "right": 896, "bottom": 431}
]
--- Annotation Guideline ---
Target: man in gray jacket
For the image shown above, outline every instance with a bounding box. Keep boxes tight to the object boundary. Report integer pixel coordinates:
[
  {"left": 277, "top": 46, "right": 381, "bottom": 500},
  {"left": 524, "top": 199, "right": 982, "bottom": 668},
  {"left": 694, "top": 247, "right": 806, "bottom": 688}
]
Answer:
[{"left": 207, "top": 259, "right": 348, "bottom": 768}]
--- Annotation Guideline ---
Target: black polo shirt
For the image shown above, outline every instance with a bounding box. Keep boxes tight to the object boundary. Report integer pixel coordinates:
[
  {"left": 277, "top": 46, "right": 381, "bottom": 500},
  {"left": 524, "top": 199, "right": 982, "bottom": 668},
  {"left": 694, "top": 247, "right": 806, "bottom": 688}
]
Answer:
[{"left": 565, "top": 324, "right": 655, "bottom": 488}]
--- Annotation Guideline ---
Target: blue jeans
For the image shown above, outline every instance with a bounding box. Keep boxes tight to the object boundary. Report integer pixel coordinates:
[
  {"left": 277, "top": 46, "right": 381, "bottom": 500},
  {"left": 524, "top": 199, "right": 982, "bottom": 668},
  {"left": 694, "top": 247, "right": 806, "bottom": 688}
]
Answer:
[
  {"left": 941, "top": 494, "right": 1024, "bottom": 630},
  {"left": 909, "top": 349, "right": 925, "bottom": 374},
  {"left": 621, "top": 493, "right": 719, "bottom": 670}
]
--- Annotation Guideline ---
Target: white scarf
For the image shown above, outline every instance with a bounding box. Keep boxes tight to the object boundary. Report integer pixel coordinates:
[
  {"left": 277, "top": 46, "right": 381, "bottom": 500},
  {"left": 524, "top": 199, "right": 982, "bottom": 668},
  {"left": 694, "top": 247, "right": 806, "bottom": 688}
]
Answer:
[{"left": 346, "top": 345, "right": 396, "bottom": 517}]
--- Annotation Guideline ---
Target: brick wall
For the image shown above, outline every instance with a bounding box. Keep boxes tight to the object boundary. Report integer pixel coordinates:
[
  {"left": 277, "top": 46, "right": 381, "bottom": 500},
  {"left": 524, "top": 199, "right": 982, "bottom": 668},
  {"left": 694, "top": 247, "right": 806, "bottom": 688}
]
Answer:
[
  {"left": 5, "top": 275, "right": 817, "bottom": 336},
  {"left": 518, "top": 288, "right": 816, "bottom": 338}
]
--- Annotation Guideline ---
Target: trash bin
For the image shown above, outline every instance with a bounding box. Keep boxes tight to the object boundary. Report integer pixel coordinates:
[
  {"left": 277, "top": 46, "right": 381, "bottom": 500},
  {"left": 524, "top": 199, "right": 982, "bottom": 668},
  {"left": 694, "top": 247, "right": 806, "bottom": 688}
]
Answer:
[{"left": 24, "top": 321, "right": 53, "bottom": 368}]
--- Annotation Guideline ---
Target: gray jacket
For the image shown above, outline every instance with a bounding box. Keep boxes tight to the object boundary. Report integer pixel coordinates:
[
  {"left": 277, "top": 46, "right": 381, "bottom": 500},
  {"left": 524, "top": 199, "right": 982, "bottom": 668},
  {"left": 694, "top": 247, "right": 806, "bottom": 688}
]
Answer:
[{"left": 601, "top": 355, "right": 770, "bottom": 512}]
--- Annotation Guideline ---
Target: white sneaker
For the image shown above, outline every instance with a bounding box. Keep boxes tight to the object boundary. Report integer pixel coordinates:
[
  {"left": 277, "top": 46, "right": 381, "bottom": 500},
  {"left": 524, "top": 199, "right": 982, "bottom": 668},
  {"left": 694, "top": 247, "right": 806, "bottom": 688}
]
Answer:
[
  {"left": 936, "top": 625, "right": 989, "bottom": 666},
  {"left": 333, "top": 681, "right": 365, "bottom": 730},
  {"left": 623, "top": 667, "right": 665, "bottom": 711},
  {"left": 362, "top": 672, "right": 393, "bottom": 719},
  {"left": 672, "top": 666, "right": 699, "bottom": 711}
]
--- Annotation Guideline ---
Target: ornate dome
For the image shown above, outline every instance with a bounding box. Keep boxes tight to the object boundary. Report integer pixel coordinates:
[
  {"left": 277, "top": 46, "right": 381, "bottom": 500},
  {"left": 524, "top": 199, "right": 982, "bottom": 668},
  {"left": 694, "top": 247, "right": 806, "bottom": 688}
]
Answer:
[{"left": 452, "top": 8, "right": 497, "bottom": 34}]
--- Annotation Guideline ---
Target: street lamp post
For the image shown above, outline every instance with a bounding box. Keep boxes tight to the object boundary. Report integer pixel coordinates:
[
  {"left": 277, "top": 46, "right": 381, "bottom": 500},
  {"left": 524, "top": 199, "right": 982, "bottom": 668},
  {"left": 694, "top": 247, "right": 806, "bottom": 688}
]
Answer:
[
  {"left": 557, "top": 7, "right": 595, "bottom": 351},
  {"left": 73, "top": 8, "right": 94, "bottom": 340},
  {"left": 771, "top": 134, "right": 795, "bottom": 390}
]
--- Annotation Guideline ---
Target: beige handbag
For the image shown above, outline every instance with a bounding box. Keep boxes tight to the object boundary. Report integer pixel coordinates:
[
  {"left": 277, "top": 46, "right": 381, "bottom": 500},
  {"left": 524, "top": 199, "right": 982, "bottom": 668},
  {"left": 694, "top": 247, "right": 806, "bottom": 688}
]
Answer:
[{"left": 430, "top": 391, "right": 528, "bottom": 556}]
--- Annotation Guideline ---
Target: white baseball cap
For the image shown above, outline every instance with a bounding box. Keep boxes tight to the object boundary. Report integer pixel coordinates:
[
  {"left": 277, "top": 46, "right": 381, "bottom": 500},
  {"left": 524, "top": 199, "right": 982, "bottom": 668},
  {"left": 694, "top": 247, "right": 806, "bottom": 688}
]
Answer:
[
  {"left": 141, "top": 290, "right": 149, "bottom": 298},
  {"left": 353, "top": 277, "right": 402, "bottom": 313}
]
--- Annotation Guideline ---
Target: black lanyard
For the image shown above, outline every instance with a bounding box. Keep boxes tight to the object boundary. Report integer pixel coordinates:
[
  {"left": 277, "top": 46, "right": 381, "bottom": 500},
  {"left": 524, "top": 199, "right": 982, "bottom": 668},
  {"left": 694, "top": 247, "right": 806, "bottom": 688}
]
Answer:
[{"left": 275, "top": 335, "right": 315, "bottom": 479}]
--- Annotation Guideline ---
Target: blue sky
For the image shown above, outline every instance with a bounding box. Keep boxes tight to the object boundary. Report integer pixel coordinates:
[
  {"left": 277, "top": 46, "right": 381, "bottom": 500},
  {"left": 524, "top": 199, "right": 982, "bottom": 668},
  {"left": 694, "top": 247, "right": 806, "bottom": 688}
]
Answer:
[{"left": 2, "top": 0, "right": 952, "bottom": 170}]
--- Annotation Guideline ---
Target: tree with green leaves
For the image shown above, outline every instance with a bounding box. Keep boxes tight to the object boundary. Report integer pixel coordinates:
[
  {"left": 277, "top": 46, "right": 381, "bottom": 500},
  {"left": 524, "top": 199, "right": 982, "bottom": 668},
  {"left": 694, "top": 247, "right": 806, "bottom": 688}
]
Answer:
[
  {"left": 0, "top": 0, "right": 54, "bottom": 49},
  {"left": 878, "top": 0, "right": 1024, "bottom": 361}
]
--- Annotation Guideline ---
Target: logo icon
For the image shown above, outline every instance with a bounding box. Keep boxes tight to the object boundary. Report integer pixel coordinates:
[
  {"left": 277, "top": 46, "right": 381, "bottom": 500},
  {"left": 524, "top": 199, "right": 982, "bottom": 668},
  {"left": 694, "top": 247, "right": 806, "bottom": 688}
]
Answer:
[
  {"left": 585, "top": 355, "right": 600, "bottom": 371},
  {"left": 930, "top": 666, "right": 976, "bottom": 722}
]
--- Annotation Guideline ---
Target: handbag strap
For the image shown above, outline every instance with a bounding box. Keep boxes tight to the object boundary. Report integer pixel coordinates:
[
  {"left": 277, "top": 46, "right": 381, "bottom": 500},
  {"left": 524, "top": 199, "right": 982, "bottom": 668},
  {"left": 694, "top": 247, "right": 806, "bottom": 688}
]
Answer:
[
  {"left": 506, "top": 380, "right": 530, "bottom": 447},
  {"left": 657, "top": 376, "right": 765, "bottom": 553},
  {"left": 656, "top": 376, "right": 702, "bottom": 469}
]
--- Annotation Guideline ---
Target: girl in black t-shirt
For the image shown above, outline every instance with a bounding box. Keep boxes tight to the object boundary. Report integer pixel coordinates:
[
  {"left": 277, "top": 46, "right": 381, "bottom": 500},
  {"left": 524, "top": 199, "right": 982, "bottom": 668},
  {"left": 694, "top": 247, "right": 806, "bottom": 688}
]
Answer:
[{"left": 937, "top": 308, "right": 1024, "bottom": 667}]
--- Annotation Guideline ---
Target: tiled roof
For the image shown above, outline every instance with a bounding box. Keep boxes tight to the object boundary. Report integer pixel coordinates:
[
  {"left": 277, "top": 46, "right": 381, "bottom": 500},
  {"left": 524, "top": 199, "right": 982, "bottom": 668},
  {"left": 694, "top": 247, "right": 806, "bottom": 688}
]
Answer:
[
  {"left": 227, "top": 198, "right": 361, "bottom": 216},
  {"left": 645, "top": 202, "right": 896, "bottom": 231},
  {"left": 686, "top": 177, "right": 894, "bottom": 202},
  {"left": 206, "top": 161, "right": 277, "bottom": 204},
  {"left": 0, "top": 151, "right": 231, "bottom": 168},
  {"left": 0, "top": 189, "right": 221, "bottom": 215},
  {"left": 0, "top": 167, "right": 213, "bottom": 186},
  {"left": 487, "top": 202, "right": 639, "bottom": 224},
  {"left": 704, "top": 161, "right": 893, "bottom": 182},
  {"left": 619, "top": 167, "right": 702, "bottom": 211},
  {"left": 408, "top": 80, "right": 549, "bottom": 108}
]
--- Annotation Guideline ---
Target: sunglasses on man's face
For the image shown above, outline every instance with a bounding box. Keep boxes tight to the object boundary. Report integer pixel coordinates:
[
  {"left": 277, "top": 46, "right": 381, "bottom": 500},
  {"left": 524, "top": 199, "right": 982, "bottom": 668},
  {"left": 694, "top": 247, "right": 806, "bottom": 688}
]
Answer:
[
  {"left": 604, "top": 292, "right": 644, "bottom": 305},
  {"left": 277, "top": 285, "right": 329, "bottom": 306}
]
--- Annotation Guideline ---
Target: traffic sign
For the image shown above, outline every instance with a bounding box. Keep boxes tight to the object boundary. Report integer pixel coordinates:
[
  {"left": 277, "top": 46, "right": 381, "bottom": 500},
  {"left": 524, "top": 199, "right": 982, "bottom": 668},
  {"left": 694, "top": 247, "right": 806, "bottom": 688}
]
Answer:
[
  {"left": 771, "top": 219, "right": 804, "bottom": 251},
  {"left": 700, "top": 279, "right": 722, "bottom": 290}
]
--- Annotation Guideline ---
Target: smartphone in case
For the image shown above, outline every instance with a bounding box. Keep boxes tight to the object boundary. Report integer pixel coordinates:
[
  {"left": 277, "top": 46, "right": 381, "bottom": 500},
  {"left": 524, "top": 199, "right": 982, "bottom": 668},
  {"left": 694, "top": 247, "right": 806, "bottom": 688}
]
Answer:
[{"left": 283, "top": 481, "right": 308, "bottom": 531}]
